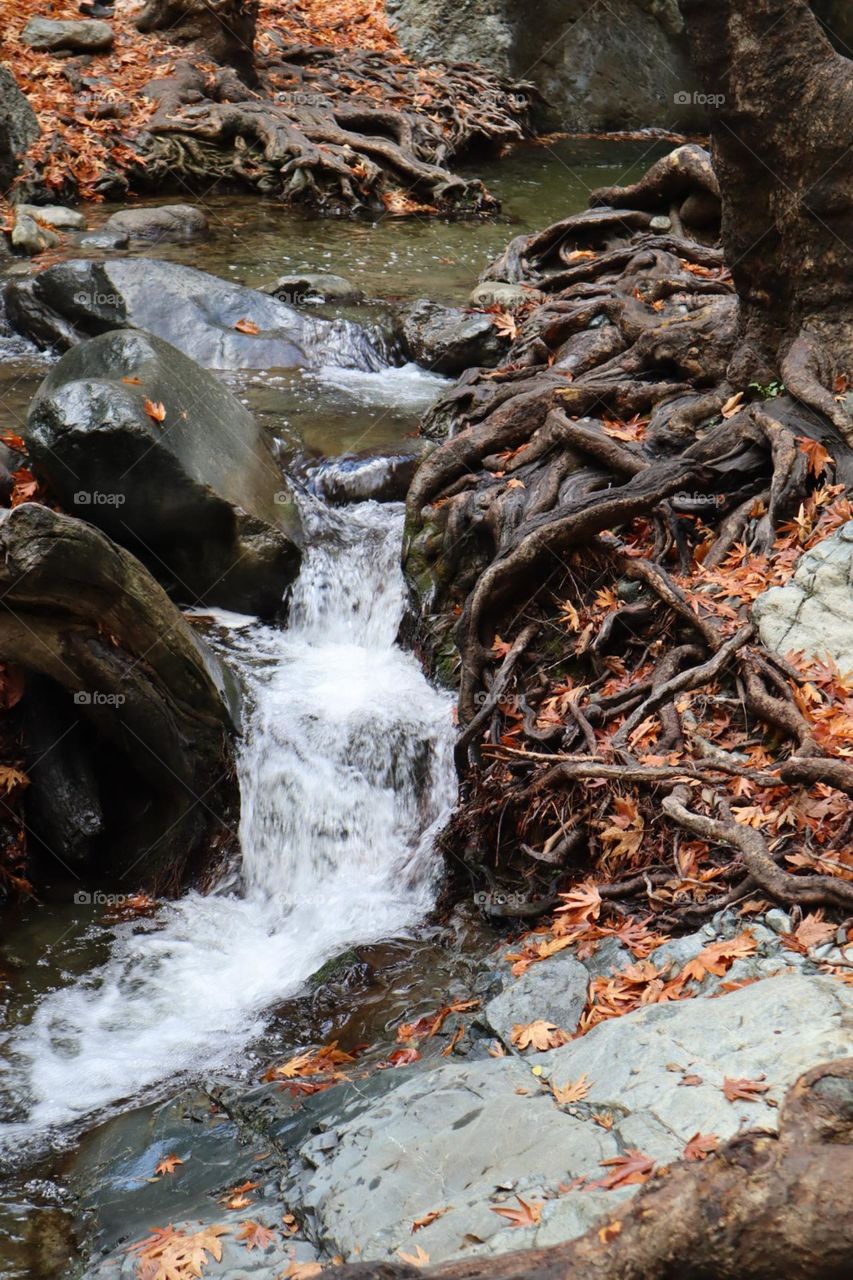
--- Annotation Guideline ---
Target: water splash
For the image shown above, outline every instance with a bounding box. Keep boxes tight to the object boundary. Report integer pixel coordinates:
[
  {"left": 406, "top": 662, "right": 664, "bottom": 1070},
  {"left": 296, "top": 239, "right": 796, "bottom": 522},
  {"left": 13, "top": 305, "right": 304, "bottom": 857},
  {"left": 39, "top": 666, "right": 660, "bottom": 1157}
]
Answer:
[{"left": 0, "top": 501, "right": 454, "bottom": 1147}]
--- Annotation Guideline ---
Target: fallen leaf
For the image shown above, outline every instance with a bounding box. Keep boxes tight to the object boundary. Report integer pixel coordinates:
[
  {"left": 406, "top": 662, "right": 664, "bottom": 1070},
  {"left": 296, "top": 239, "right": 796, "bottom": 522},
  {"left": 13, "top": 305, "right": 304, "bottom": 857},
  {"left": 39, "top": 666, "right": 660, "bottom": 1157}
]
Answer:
[
  {"left": 598, "top": 1220, "right": 622, "bottom": 1243},
  {"left": 722, "top": 1075, "right": 769, "bottom": 1103},
  {"left": 412, "top": 1207, "right": 450, "bottom": 1233},
  {"left": 490, "top": 1196, "right": 543, "bottom": 1228},
  {"left": 587, "top": 1150, "right": 655, "bottom": 1191},
  {"left": 551, "top": 1073, "right": 592, "bottom": 1105},
  {"left": 127, "top": 1224, "right": 228, "bottom": 1280},
  {"left": 397, "top": 1244, "right": 430, "bottom": 1266},
  {"left": 236, "top": 1219, "right": 277, "bottom": 1252},
  {"left": 235, "top": 318, "right": 260, "bottom": 334},
  {"left": 144, "top": 399, "right": 166, "bottom": 424},
  {"left": 284, "top": 1264, "right": 322, "bottom": 1280},
  {"left": 154, "top": 1154, "right": 183, "bottom": 1176},
  {"left": 510, "top": 1020, "right": 570, "bottom": 1052},
  {"left": 122, "top": 375, "right": 142, "bottom": 385},
  {"left": 683, "top": 1132, "right": 719, "bottom": 1162},
  {"left": 680, "top": 1073, "right": 703, "bottom": 1087}
]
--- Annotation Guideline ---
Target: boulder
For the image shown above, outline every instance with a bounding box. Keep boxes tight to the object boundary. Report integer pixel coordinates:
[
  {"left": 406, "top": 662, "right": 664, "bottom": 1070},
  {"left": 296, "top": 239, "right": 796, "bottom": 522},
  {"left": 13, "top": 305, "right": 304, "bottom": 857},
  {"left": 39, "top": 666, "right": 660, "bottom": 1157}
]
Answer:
[
  {"left": 4, "top": 258, "right": 389, "bottom": 372},
  {"left": 398, "top": 299, "right": 510, "bottom": 375},
  {"left": 387, "top": 0, "right": 705, "bottom": 131},
  {"left": 262, "top": 272, "right": 365, "bottom": 305},
  {"left": 77, "top": 228, "right": 129, "bottom": 251},
  {"left": 284, "top": 973, "right": 852, "bottom": 1263},
  {"left": 20, "top": 18, "right": 114, "bottom": 54},
  {"left": 26, "top": 329, "right": 303, "bottom": 617},
  {"left": 10, "top": 211, "right": 59, "bottom": 256},
  {"left": 468, "top": 281, "right": 541, "bottom": 310},
  {"left": 103, "top": 203, "right": 209, "bottom": 242},
  {"left": 0, "top": 66, "right": 40, "bottom": 193},
  {"left": 753, "top": 520, "right": 853, "bottom": 676},
  {"left": 0, "top": 502, "right": 237, "bottom": 887},
  {"left": 15, "top": 203, "right": 87, "bottom": 230},
  {"left": 312, "top": 449, "right": 426, "bottom": 504},
  {"left": 479, "top": 948, "right": 589, "bottom": 1044}
]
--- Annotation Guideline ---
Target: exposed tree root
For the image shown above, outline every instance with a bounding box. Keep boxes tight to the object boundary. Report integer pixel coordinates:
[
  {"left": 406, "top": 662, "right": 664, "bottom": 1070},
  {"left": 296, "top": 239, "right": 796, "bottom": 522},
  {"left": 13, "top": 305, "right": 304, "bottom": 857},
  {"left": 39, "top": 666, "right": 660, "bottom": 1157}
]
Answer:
[
  {"left": 403, "top": 137, "right": 853, "bottom": 926},
  {"left": 333, "top": 1058, "right": 853, "bottom": 1280}
]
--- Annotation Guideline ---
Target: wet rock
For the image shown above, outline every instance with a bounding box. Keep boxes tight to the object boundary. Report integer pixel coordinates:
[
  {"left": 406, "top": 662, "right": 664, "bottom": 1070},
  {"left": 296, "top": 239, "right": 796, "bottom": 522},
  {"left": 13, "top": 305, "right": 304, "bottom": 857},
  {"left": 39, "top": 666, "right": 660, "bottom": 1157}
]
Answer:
[
  {"left": 479, "top": 949, "right": 589, "bottom": 1045},
  {"left": 22, "top": 676, "right": 104, "bottom": 869},
  {"left": 10, "top": 211, "right": 59, "bottom": 256},
  {"left": 26, "top": 329, "right": 303, "bottom": 616},
  {"left": 15, "top": 203, "right": 87, "bottom": 230},
  {"left": 103, "top": 203, "right": 209, "bottom": 242},
  {"left": 0, "top": 66, "right": 40, "bottom": 193},
  {"left": 753, "top": 520, "right": 853, "bottom": 674},
  {"left": 468, "top": 281, "right": 540, "bottom": 310},
  {"left": 284, "top": 973, "right": 852, "bottom": 1263},
  {"left": 78, "top": 228, "right": 130, "bottom": 250},
  {"left": 21, "top": 18, "right": 115, "bottom": 54},
  {"left": 312, "top": 448, "right": 427, "bottom": 504},
  {"left": 262, "top": 272, "right": 365, "bottom": 305},
  {"left": 398, "top": 299, "right": 510, "bottom": 375},
  {"left": 0, "top": 502, "right": 237, "bottom": 886},
  {"left": 4, "top": 258, "right": 388, "bottom": 372}
]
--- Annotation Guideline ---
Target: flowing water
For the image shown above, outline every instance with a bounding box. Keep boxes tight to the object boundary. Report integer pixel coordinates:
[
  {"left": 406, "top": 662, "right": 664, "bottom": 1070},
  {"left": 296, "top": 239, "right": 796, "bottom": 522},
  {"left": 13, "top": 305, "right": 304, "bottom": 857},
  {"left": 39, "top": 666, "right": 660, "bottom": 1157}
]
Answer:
[
  {"left": 0, "top": 499, "right": 455, "bottom": 1143},
  {"left": 0, "top": 137, "right": 671, "bottom": 1276}
]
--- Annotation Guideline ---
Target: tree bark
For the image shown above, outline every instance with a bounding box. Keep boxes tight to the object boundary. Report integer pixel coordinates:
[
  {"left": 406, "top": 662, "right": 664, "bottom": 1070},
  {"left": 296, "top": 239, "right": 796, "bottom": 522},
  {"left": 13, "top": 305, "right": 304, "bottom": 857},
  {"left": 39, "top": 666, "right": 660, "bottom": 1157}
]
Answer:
[
  {"left": 332, "top": 1059, "right": 853, "bottom": 1280},
  {"left": 136, "top": 0, "right": 258, "bottom": 84},
  {"left": 679, "top": 0, "right": 853, "bottom": 418}
]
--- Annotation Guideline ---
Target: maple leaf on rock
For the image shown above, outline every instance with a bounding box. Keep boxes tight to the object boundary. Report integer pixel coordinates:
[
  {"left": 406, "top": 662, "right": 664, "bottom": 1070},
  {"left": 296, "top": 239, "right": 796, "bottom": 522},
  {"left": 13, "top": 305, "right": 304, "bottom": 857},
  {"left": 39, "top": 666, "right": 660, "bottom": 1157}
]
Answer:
[
  {"left": 587, "top": 1150, "right": 655, "bottom": 1190},
  {"left": 490, "top": 1197, "right": 543, "bottom": 1228},
  {"left": 722, "top": 1075, "right": 770, "bottom": 1102},
  {"left": 510, "top": 1019, "right": 569, "bottom": 1051},
  {"left": 236, "top": 1219, "right": 277, "bottom": 1251},
  {"left": 412, "top": 1207, "right": 450, "bottom": 1232},
  {"left": 551, "top": 1073, "right": 592, "bottom": 1104},
  {"left": 683, "top": 1132, "right": 719, "bottom": 1161},
  {"left": 154, "top": 1154, "right": 183, "bottom": 1176},
  {"left": 128, "top": 1224, "right": 228, "bottom": 1280},
  {"left": 397, "top": 1244, "right": 430, "bottom": 1265},
  {"left": 144, "top": 399, "right": 166, "bottom": 424},
  {"left": 234, "top": 317, "right": 260, "bottom": 334}
]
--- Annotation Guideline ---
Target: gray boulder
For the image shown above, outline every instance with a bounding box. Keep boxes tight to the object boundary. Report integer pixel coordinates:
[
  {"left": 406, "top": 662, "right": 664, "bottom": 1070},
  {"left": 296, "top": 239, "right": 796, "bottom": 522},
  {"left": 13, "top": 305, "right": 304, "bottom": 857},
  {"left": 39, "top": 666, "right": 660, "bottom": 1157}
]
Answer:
[
  {"left": 0, "top": 502, "right": 236, "bottom": 886},
  {"left": 480, "top": 949, "right": 589, "bottom": 1044},
  {"left": 15, "top": 203, "right": 86, "bottom": 230},
  {"left": 10, "top": 211, "right": 58, "bottom": 256},
  {"left": 753, "top": 520, "right": 853, "bottom": 675},
  {"left": 399, "top": 299, "right": 510, "bottom": 375},
  {"left": 4, "top": 258, "right": 388, "bottom": 372},
  {"left": 103, "top": 203, "right": 209, "bottom": 242},
  {"left": 468, "top": 281, "right": 540, "bottom": 310},
  {"left": 26, "top": 329, "right": 303, "bottom": 617},
  {"left": 262, "top": 272, "right": 364, "bottom": 305},
  {"left": 20, "top": 18, "right": 114, "bottom": 53},
  {"left": 0, "top": 65, "right": 40, "bottom": 193},
  {"left": 286, "top": 973, "right": 852, "bottom": 1264},
  {"left": 387, "top": 0, "right": 704, "bottom": 131}
]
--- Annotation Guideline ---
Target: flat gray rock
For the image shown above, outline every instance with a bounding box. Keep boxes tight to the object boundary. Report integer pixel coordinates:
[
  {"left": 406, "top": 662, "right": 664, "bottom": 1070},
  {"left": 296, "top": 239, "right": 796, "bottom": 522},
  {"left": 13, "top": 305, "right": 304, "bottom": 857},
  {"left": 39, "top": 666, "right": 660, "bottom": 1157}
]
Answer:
[
  {"left": 15, "top": 203, "right": 86, "bottom": 230},
  {"left": 753, "top": 520, "right": 853, "bottom": 674},
  {"left": 286, "top": 973, "right": 852, "bottom": 1264},
  {"left": 104, "top": 204, "right": 209, "bottom": 242},
  {"left": 21, "top": 18, "right": 114, "bottom": 53}
]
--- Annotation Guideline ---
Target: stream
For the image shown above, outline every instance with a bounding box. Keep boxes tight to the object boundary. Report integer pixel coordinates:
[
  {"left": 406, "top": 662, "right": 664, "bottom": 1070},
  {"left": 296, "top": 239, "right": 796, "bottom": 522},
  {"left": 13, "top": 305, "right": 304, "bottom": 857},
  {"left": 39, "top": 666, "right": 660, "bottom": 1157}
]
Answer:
[{"left": 0, "top": 137, "right": 669, "bottom": 1278}]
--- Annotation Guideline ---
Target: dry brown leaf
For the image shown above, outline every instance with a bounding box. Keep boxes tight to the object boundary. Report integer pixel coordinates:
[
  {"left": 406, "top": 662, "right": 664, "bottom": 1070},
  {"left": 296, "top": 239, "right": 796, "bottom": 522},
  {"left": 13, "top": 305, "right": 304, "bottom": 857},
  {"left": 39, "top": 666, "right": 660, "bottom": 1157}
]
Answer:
[
  {"left": 154, "top": 1154, "right": 183, "bottom": 1176},
  {"left": 397, "top": 1244, "right": 430, "bottom": 1266},
  {"left": 510, "top": 1020, "right": 570, "bottom": 1052},
  {"left": 722, "top": 1075, "right": 769, "bottom": 1102},
  {"left": 144, "top": 399, "right": 166, "bottom": 424},
  {"left": 683, "top": 1132, "right": 719, "bottom": 1162},
  {"left": 236, "top": 1219, "right": 277, "bottom": 1251},
  {"left": 587, "top": 1150, "right": 655, "bottom": 1190},
  {"left": 412, "top": 1207, "right": 450, "bottom": 1233},
  {"left": 235, "top": 318, "right": 260, "bottom": 334},
  {"left": 551, "top": 1073, "right": 592, "bottom": 1105},
  {"left": 490, "top": 1197, "right": 543, "bottom": 1228}
]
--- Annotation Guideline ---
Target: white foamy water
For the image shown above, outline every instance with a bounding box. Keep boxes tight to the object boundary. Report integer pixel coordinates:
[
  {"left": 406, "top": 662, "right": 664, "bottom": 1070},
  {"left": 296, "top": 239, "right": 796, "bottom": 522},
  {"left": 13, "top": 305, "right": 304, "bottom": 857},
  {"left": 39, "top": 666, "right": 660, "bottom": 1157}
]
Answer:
[
  {"left": 0, "top": 500, "right": 455, "bottom": 1148},
  {"left": 309, "top": 361, "right": 450, "bottom": 408}
]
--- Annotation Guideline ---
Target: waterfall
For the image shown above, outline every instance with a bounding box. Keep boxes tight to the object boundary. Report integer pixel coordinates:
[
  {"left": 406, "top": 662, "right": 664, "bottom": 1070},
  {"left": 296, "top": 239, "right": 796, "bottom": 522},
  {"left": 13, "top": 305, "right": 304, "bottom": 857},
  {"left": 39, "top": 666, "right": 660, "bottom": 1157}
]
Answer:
[{"left": 0, "top": 500, "right": 455, "bottom": 1148}]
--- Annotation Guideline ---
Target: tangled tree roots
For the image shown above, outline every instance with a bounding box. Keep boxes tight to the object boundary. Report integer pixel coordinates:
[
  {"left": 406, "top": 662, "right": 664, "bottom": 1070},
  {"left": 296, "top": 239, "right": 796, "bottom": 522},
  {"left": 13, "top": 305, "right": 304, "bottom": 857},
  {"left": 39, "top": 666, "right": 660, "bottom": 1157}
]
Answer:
[
  {"left": 403, "top": 138, "right": 853, "bottom": 923},
  {"left": 84, "top": 31, "right": 532, "bottom": 212},
  {"left": 333, "top": 1058, "right": 853, "bottom": 1280}
]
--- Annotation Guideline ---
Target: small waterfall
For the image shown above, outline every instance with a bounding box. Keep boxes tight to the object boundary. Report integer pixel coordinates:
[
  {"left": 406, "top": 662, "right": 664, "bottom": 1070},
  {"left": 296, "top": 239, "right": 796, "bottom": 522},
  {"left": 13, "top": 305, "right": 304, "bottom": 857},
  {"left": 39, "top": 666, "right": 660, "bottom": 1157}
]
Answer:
[{"left": 0, "top": 501, "right": 455, "bottom": 1147}]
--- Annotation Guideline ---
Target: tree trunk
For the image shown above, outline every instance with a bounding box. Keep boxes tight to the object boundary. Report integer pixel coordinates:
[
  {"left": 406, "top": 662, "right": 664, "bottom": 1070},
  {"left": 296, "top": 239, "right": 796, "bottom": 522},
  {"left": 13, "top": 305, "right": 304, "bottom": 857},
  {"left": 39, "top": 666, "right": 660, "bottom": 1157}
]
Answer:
[
  {"left": 332, "top": 1059, "right": 853, "bottom": 1280},
  {"left": 136, "top": 0, "right": 258, "bottom": 84},
  {"left": 680, "top": 0, "right": 853, "bottom": 437}
]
